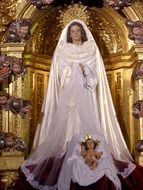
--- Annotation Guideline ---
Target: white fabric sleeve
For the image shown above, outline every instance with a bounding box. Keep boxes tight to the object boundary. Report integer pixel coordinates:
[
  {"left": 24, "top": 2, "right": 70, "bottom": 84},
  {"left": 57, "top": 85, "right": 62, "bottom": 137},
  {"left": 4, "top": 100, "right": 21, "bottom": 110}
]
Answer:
[
  {"left": 83, "top": 65, "right": 98, "bottom": 91},
  {"left": 58, "top": 52, "right": 72, "bottom": 88}
]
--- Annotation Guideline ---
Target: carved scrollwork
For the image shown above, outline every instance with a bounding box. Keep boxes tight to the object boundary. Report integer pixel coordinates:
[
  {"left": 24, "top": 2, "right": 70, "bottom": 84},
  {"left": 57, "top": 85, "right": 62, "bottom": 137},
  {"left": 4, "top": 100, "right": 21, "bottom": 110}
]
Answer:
[
  {"left": 1, "top": 171, "right": 18, "bottom": 190},
  {"left": 90, "top": 10, "right": 122, "bottom": 54},
  {"left": 0, "top": 0, "right": 16, "bottom": 32},
  {"left": 36, "top": 73, "right": 44, "bottom": 123},
  {"left": 26, "top": 11, "right": 60, "bottom": 55}
]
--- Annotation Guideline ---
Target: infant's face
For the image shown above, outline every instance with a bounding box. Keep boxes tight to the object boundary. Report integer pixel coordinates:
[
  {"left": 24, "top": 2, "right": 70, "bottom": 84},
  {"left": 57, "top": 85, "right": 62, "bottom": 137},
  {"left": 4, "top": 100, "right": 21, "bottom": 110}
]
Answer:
[
  {"left": 86, "top": 139, "right": 95, "bottom": 149},
  {"left": 12, "top": 63, "right": 21, "bottom": 74},
  {"left": 106, "top": 0, "right": 116, "bottom": 5},
  {"left": 0, "top": 96, "right": 8, "bottom": 106},
  {"left": 139, "top": 64, "right": 143, "bottom": 72},
  {"left": 19, "top": 26, "right": 29, "bottom": 38},
  {"left": 132, "top": 107, "right": 140, "bottom": 115},
  {"left": 133, "top": 27, "right": 142, "bottom": 36},
  {"left": 21, "top": 105, "right": 32, "bottom": 113}
]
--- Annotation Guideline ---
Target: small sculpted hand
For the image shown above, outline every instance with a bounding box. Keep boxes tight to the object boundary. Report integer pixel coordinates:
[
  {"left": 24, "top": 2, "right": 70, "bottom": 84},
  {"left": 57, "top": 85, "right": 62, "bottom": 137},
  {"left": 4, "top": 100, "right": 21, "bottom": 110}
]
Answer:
[{"left": 79, "top": 64, "right": 84, "bottom": 73}]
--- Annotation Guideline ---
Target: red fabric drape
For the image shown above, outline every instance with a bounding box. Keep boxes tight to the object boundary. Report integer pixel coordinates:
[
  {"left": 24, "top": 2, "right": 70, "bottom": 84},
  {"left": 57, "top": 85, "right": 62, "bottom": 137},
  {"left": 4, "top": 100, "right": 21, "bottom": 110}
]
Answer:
[
  {"left": 13, "top": 171, "right": 116, "bottom": 190},
  {"left": 13, "top": 164, "right": 143, "bottom": 190},
  {"left": 119, "top": 164, "right": 143, "bottom": 190},
  {"left": 0, "top": 180, "right": 4, "bottom": 190}
]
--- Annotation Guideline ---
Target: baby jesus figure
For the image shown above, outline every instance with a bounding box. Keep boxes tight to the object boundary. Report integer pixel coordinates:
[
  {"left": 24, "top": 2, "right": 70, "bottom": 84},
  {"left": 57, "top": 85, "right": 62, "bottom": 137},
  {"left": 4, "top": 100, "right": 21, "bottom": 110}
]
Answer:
[{"left": 80, "top": 136, "right": 103, "bottom": 170}]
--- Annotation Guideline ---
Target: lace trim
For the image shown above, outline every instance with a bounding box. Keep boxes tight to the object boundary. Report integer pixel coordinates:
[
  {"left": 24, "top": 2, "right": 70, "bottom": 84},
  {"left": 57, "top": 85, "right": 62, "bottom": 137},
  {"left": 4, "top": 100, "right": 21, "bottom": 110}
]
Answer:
[
  {"left": 21, "top": 158, "right": 122, "bottom": 190},
  {"left": 21, "top": 160, "right": 57, "bottom": 190},
  {"left": 117, "top": 162, "right": 136, "bottom": 178}
]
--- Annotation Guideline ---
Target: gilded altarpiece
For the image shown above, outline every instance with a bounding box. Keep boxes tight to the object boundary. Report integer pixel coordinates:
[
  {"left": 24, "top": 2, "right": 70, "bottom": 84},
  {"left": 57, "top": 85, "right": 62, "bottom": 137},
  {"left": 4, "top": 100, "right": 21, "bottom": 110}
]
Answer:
[
  {"left": 24, "top": 54, "right": 50, "bottom": 149},
  {"left": 133, "top": 46, "right": 143, "bottom": 164}
]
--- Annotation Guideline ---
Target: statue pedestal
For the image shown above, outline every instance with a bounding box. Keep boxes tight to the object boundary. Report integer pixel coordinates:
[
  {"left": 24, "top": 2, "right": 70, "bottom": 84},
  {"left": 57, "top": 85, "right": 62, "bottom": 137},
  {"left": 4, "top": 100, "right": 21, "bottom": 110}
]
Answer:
[
  {"left": 0, "top": 43, "right": 26, "bottom": 58},
  {"left": 0, "top": 155, "right": 24, "bottom": 170}
]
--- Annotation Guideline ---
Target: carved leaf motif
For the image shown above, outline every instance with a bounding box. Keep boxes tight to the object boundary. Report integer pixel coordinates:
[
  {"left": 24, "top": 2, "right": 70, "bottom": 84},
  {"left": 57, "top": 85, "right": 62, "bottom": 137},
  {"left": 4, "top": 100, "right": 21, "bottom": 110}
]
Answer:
[{"left": 0, "top": 0, "right": 16, "bottom": 31}]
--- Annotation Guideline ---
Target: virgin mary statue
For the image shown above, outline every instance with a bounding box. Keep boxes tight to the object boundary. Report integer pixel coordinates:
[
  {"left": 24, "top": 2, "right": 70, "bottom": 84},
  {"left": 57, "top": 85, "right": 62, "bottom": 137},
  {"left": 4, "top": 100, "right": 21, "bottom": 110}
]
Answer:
[{"left": 20, "top": 19, "right": 136, "bottom": 190}]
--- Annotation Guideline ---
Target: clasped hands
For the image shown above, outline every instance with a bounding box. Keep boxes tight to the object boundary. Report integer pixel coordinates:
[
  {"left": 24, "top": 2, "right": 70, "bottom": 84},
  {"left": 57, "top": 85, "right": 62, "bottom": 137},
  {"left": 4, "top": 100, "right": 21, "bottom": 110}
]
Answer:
[
  {"left": 79, "top": 63, "right": 84, "bottom": 72},
  {"left": 69, "top": 63, "right": 85, "bottom": 75}
]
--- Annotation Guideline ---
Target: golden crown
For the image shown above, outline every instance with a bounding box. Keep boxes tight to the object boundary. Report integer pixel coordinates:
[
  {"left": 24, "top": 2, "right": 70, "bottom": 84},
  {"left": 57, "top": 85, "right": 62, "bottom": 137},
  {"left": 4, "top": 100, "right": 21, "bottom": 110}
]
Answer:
[
  {"left": 57, "top": 3, "right": 91, "bottom": 29},
  {"left": 84, "top": 133, "right": 92, "bottom": 141},
  {"left": 81, "top": 134, "right": 100, "bottom": 145}
]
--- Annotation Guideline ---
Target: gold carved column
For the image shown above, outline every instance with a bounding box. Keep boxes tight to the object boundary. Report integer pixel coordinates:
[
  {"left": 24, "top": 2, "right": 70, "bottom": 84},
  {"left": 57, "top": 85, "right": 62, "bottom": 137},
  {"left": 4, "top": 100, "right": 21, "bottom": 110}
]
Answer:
[
  {"left": 0, "top": 43, "right": 28, "bottom": 171},
  {"left": 132, "top": 45, "right": 143, "bottom": 165},
  {"left": 24, "top": 53, "right": 51, "bottom": 149},
  {"left": 105, "top": 49, "right": 136, "bottom": 155}
]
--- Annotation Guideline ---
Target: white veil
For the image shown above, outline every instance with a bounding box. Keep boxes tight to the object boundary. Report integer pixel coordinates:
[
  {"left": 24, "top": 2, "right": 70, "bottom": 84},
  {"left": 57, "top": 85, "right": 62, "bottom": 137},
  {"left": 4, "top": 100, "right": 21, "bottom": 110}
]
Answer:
[
  {"left": 32, "top": 19, "right": 97, "bottom": 148},
  {"left": 21, "top": 19, "right": 135, "bottom": 190},
  {"left": 33, "top": 19, "right": 133, "bottom": 162}
]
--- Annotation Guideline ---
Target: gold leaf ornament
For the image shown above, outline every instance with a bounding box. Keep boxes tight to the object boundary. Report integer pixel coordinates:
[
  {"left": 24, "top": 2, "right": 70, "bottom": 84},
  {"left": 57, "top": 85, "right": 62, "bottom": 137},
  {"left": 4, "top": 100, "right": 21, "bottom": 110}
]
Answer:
[{"left": 58, "top": 3, "right": 91, "bottom": 29}]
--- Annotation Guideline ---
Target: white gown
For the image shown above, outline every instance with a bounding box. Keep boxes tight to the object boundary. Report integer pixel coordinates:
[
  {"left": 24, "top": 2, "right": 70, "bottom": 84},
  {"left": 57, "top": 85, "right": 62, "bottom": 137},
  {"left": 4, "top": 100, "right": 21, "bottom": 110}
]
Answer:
[{"left": 21, "top": 19, "right": 135, "bottom": 190}]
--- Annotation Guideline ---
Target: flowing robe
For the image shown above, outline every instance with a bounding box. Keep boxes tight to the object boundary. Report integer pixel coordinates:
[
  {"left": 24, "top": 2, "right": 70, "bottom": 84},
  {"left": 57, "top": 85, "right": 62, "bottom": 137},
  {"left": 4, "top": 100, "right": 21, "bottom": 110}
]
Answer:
[{"left": 21, "top": 41, "right": 135, "bottom": 190}]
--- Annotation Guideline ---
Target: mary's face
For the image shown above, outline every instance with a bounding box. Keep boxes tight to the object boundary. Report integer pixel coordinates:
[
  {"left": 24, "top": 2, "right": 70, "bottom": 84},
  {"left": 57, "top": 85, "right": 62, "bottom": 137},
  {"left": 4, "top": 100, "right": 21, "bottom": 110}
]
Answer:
[{"left": 70, "top": 25, "right": 82, "bottom": 43}]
